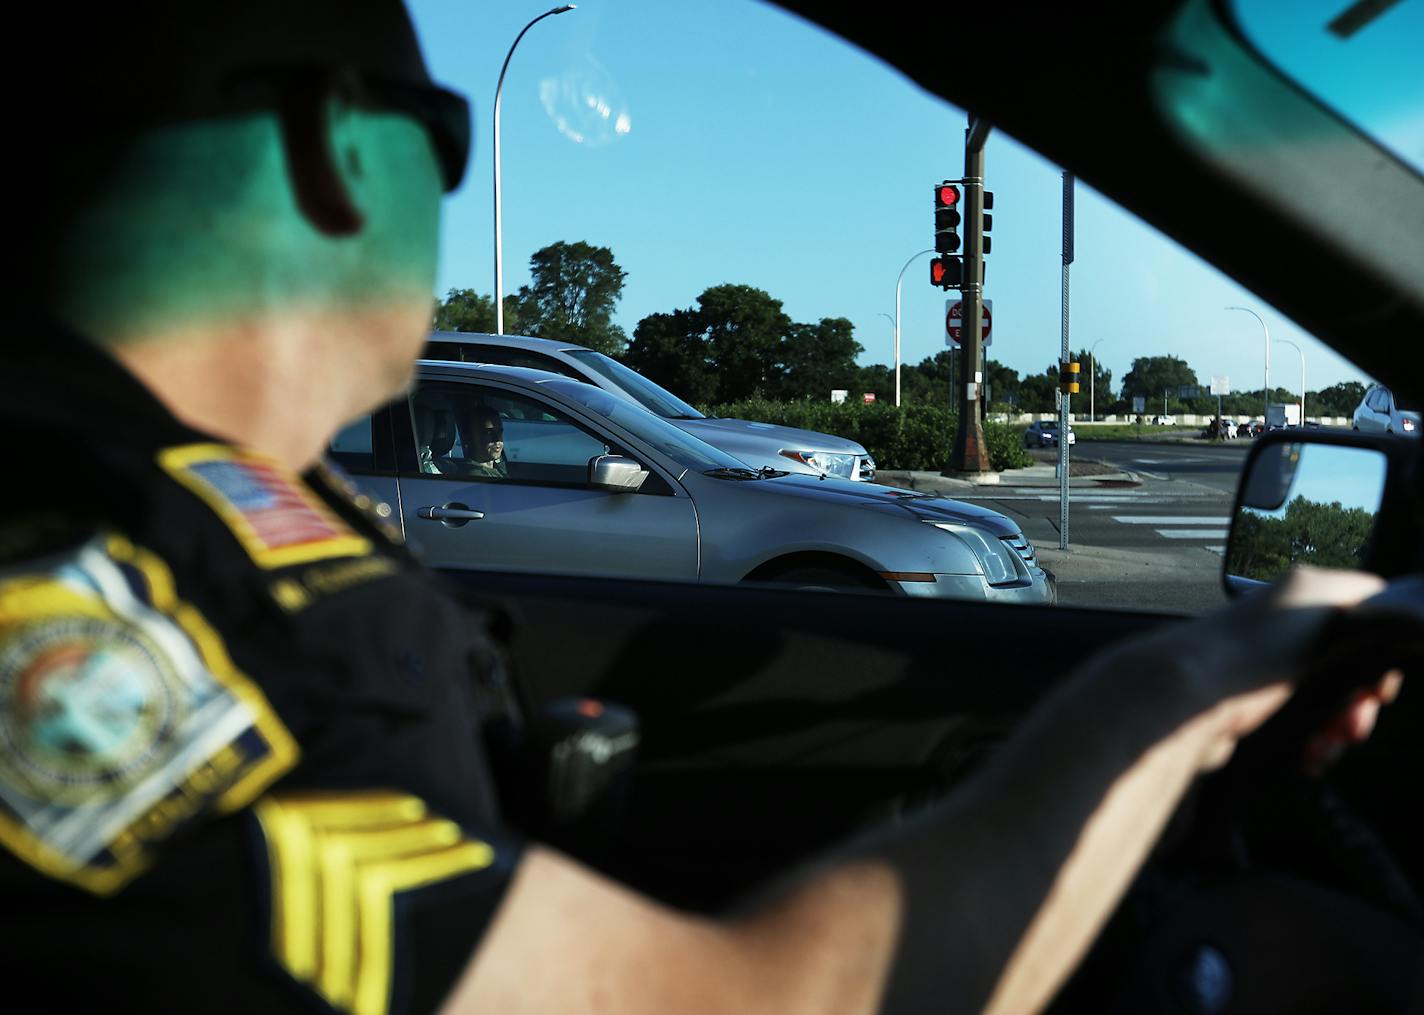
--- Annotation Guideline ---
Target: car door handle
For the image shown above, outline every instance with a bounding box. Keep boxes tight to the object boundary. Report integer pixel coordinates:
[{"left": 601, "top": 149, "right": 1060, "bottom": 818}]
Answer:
[{"left": 417, "top": 503, "right": 485, "bottom": 526}]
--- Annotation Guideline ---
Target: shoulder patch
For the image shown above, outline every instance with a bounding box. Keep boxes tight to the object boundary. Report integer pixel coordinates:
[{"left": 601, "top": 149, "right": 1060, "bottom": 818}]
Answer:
[
  {"left": 158, "top": 443, "right": 373, "bottom": 569},
  {"left": 254, "top": 791, "right": 497, "bottom": 1015},
  {"left": 0, "top": 534, "right": 299, "bottom": 894}
]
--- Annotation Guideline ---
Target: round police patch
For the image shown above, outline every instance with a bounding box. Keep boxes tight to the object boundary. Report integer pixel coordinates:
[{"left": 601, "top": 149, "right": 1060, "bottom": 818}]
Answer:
[{"left": 0, "top": 615, "right": 184, "bottom": 806}]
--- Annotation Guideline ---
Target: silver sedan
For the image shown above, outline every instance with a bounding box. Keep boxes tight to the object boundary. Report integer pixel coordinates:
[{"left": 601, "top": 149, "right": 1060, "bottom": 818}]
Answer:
[{"left": 335, "top": 361, "right": 1053, "bottom": 603}]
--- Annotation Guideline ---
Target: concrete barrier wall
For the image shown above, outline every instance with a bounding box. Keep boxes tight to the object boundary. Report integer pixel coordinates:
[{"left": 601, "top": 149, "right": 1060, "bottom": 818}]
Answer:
[{"left": 988, "top": 413, "right": 1351, "bottom": 427}]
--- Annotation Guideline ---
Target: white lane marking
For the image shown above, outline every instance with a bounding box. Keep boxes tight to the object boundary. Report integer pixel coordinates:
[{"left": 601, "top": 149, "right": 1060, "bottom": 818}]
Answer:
[
  {"left": 1110, "top": 515, "right": 1232, "bottom": 525},
  {"left": 1157, "top": 529, "right": 1230, "bottom": 539},
  {"left": 1206, "top": 546, "right": 1226, "bottom": 555}
]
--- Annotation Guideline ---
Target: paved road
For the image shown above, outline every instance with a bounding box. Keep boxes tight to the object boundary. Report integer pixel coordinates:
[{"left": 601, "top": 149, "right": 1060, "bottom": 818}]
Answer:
[
  {"left": 954, "top": 445, "right": 1250, "bottom": 613},
  {"left": 1074, "top": 439, "right": 1250, "bottom": 494}
]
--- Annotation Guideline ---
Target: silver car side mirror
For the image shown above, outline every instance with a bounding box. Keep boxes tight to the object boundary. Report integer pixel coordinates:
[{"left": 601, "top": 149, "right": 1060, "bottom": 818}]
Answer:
[{"left": 588, "top": 454, "right": 648, "bottom": 493}]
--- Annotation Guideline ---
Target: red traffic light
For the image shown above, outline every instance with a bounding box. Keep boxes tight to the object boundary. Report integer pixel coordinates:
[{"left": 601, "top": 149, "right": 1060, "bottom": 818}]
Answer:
[{"left": 936, "top": 183, "right": 961, "bottom": 208}]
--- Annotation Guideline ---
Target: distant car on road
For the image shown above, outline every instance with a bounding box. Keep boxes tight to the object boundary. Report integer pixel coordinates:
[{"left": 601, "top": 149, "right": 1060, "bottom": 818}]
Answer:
[
  {"left": 1023, "top": 420, "right": 1075, "bottom": 447},
  {"left": 1149, "top": 414, "right": 1177, "bottom": 426},
  {"left": 1352, "top": 383, "right": 1419, "bottom": 437},
  {"left": 423, "top": 332, "right": 878, "bottom": 480},
  {"left": 1238, "top": 419, "right": 1264, "bottom": 438}
]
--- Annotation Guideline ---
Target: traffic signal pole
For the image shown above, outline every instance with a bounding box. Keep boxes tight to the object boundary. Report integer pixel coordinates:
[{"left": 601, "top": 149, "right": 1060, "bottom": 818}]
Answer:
[
  {"left": 947, "top": 116, "right": 991, "bottom": 474},
  {"left": 1059, "top": 171, "right": 1074, "bottom": 550}
]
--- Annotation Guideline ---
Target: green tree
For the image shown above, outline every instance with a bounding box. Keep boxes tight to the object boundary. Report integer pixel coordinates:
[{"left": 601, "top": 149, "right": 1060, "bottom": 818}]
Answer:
[
  {"left": 1310, "top": 381, "right": 1367, "bottom": 418},
  {"left": 512, "top": 241, "right": 628, "bottom": 356},
  {"left": 985, "top": 360, "right": 1022, "bottom": 411},
  {"left": 432, "top": 288, "right": 524, "bottom": 334},
  {"left": 1227, "top": 497, "right": 1375, "bottom": 582},
  {"left": 1071, "top": 347, "right": 1112, "bottom": 410},
  {"left": 623, "top": 309, "right": 718, "bottom": 406},
  {"left": 1119, "top": 355, "right": 1198, "bottom": 405},
  {"left": 1018, "top": 365, "right": 1062, "bottom": 413},
  {"left": 698, "top": 284, "right": 793, "bottom": 401},
  {"left": 775, "top": 317, "right": 862, "bottom": 400}
]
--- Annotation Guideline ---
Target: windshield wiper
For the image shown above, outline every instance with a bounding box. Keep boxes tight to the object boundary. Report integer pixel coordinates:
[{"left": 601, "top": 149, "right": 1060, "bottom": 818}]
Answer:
[
  {"left": 702, "top": 466, "right": 762, "bottom": 481},
  {"left": 668, "top": 414, "right": 704, "bottom": 420},
  {"left": 757, "top": 466, "right": 790, "bottom": 478}
]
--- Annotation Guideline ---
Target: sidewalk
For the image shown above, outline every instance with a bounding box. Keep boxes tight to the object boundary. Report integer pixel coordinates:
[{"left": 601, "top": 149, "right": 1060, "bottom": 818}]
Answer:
[{"left": 876, "top": 462, "right": 1141, "bottom": 494}]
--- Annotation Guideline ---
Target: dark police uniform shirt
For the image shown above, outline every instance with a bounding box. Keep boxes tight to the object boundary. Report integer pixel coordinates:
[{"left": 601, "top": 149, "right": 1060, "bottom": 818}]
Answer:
[{"left": 0, "top": 327, "right": 522, "bottom": 1014}]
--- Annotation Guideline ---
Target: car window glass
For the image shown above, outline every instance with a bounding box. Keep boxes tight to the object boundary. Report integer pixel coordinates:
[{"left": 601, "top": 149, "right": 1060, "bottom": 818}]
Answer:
[
  {"left": 564, "top": 349, "right": 705, "bottom": 420},
  {"left": 410, "top": 381, "right": 617, "bottom": 486},
  {"left": 409, "top": 0, "right": 1378, "bottom": 614},
  {"left": 542, "top": 379, "right": 749, "bottom": 474},
  {"left": 329, "top": 416, "right": 374, "bottom": 472}
]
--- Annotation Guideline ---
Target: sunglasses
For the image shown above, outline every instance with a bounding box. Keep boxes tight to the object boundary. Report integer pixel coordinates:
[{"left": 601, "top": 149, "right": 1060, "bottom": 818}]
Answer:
[{"left": 217, "top": 67, "right": 472, "bottom": 192}]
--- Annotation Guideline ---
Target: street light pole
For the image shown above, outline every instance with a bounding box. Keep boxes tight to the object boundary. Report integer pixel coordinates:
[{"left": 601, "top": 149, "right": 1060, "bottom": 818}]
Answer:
[
  {"left": 1225, "top": 306, "right": 1269, "bottom": 423},
  {"left": 894, "top": 249, "right": 935, "bottom": 407},
  {"left": 494, "top": 5, "right": 576, "bottom": 335},
  {"left": 1089, "top": 338, "right": 1104, "bottom": 422},
  {"left": 1273, "top": 338, "right": 1306, "bottom": 424}
]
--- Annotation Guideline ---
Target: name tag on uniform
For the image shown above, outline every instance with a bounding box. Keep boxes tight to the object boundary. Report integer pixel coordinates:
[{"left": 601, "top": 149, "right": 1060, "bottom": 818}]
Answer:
[{"left": 159, "top": 444, "right": 372, "bottom": 569}]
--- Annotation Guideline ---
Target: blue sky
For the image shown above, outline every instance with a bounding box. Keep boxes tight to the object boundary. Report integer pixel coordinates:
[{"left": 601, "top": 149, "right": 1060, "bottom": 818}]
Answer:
[{"left": 407, "top": 0, "right": 1378, "bottom": 396}]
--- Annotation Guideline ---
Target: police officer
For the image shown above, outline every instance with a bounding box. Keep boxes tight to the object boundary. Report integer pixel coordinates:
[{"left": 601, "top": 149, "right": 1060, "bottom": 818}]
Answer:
[{"left": 0, "top": 4, "right": 1409, "bottom": 1014}]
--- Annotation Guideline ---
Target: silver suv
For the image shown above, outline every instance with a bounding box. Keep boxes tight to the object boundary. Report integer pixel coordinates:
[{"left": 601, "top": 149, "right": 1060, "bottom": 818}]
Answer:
[{"left": 423, "top": 332, "right": 876, "bottom": 481}]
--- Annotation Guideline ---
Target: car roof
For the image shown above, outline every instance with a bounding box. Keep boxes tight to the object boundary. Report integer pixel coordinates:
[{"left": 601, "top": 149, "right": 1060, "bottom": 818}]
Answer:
[
  {"left": 428, "top": 331, "right": 589, "bottom": 356},
  {"left": 773, "top": 1, "right": 1423, "bottom": 405},
  {"left": 415, "top": 358, "right": 573, "bottom": 388}
]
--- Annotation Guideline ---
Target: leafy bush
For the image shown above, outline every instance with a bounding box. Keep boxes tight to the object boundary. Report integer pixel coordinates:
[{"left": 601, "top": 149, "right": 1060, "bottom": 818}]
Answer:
[{"left": 703, "top": 399, "right": 1032, "bottom": 472}]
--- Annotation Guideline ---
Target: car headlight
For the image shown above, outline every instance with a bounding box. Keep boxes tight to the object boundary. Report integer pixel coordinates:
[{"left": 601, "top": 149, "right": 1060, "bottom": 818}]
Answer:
[
  {"left": 780, "top": 450, "right": 857, "bottom": 478},
  {"left": 926, "top": 521, "right": 1020, "bottom": 585},
  {"left": 1405, "top": 418, "right": 1416, "bottom": 433}
]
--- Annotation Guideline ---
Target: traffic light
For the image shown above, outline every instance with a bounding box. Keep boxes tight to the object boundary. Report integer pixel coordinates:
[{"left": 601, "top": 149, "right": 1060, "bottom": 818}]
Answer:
[
  {"left": 934, "top": 182, "right": 961, "bottom": 254},
  {"left": 931, "top": 255, "right": 962, "bottom": 289},
  {"left": 1059, "top": 360, "right": 1081, "bottom": 394},
  {"left": 982, "top": 190, "right": 994, "bottom": 255}
]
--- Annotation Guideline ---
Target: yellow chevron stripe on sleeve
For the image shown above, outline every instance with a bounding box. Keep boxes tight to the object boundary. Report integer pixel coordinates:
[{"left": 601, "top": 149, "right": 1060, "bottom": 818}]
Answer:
[{"left": 253, "top": 792, "right": 497, "bottom": 1015}]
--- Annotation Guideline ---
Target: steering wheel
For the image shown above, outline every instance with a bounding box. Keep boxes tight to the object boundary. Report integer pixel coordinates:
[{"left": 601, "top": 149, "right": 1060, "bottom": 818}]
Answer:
[{"left": 1052, "top": 577, "right": 1424, "bottom": 1014}]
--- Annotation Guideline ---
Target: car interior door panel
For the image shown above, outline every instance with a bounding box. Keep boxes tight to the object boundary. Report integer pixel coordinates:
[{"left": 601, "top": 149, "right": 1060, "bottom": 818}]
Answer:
[{"left": 442, "top": 568, "right": 1174, "bottom": 909}]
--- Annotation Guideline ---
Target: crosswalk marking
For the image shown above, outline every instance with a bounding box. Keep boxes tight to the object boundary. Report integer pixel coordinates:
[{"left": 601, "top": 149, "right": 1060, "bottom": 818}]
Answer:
[
  {"left": 1110, "top": 515, "right": 1230, "bottom": 525},
  {"left": 1157, "top": 528, "right": 1230, "bottom": 539}
]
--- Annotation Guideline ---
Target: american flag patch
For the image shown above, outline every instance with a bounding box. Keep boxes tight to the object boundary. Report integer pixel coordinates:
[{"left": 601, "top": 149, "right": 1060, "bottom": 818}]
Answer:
[{"left": 158, "top": 444, "right": 373, "bottom": 569}]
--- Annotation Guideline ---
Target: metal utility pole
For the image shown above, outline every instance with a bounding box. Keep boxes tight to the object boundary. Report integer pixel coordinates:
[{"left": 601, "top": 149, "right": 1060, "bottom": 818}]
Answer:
[
  {"left": 947, "top": 115, "right": 991, "bottom": 473},
  {"left": 1058, "top": 171, "right": 1074, "bottom": 550}
]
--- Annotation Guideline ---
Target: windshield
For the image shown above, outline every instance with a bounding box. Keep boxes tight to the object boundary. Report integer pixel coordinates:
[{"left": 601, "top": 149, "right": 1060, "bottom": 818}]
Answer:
[
  {"left": 410, "top": 0, "right": 1384, "bottom": 616},
  {"left": 543, "top": 378, "right": 746, "bottom": 474},
  {"left": 564, "top": 349, "right": 705, "bottom": 419}
]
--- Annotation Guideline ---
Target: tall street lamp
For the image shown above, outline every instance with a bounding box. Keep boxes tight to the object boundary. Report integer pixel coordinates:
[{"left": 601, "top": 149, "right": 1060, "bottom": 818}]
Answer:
[
  {"left": 1225, "top": 305, "right": 1269, "bottom": 422},
  {"left": 1088, "top": 338, "right": 1104, "bottom": 422},
  {"left": 894, "top": 249, "right": 935, "bottom": 407},
  {"left": 494, "top": 4, "right": 577, "bottom": 335},
  {"left": 1273, "top": 338, "right": 1306, "bottom": 425}
]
